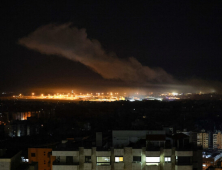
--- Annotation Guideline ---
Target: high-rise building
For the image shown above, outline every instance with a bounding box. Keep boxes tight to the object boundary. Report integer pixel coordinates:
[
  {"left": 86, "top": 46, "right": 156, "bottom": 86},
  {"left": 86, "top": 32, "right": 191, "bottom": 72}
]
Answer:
[
  {"left": 213, "top": 131, "right": 222, "bottom": 149},
  {"left": 197, "top": 129, "right": 209, "bottom": 149}
]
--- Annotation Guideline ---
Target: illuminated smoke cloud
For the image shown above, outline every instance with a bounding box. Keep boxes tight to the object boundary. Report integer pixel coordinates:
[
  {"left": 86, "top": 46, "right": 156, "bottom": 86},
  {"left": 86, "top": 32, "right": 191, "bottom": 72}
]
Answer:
[{"left": 19, "top": 23, "right": 173, "bottom": 83}]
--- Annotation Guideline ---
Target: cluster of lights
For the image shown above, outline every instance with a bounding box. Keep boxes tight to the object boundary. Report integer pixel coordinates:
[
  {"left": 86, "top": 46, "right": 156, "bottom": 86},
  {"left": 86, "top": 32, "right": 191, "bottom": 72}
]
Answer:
[{"left": 13, "top": 91, "right": 126, "bottom": 101}]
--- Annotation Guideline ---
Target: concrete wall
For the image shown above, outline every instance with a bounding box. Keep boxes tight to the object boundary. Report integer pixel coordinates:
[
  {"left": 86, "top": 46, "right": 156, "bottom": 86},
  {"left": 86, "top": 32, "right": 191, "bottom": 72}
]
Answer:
[
  {"left": 52, "top": 165, "right": 79, "bottom": 170},
  {"left": 123, "top": 147, "right": 132, "bottom": 170},
  {"left": 175, "top": 165, "right": 192, "bottom": 170},
  {"left": 133, "top": 149, "right": 142, "bottom": 156},
  {"left": 96, "top": 151, "right": 111, "bottom": 157},
  {"left": 175, "top": 151, "right": 193, "bottom": 157},
  {"left": 0, "top": 151, "right": 22, "bottom": 170},
  {"left": 11, "top": 151, "right": 22, "bottom": 170},
  {"left": 84, "top": 149, "right": 92, "bottom": 156},
  {"left": 146, "top": 151, "right": 160, "bottom": 157},
  {"left": 114, "top": 149, "right": 124, "bottom": 156},
  {"left": 84, "top": 163, "right": 92, "bottom": 170},
  {"left": 0, "top": 159, "right": 11, "bottom": 170},
  {"left": 163, "top": 163, "right": 171, "bottom": 170},
  {"left": 114, "top": 163, "right": 124, "bottom": 169},
  {"left": 97, "top": 166, "right": 111, "bottom": 170},
  {"left": 132, "top": 162, "right": 142, "bottom": 170},
  {"left": 52, "top": 151, "right": 79, "bottom": 157},
  {"left": 146, "top": 165, "right": 160, "bottom": 170},
  {"left": 164, "top": 150, "right": 172, "bottom": 156}
]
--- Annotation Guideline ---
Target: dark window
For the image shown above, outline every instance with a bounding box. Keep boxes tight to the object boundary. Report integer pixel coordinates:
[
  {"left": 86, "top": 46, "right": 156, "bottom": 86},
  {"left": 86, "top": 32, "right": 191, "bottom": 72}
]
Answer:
[
  {"left": 66, "top": 156, "right": 73, "bottom": 163},
  {"left": 85, "top": 156, "right": 91, "bottom": 162},
  {"left": 176, "top": 156, "right": 191, "bottom": 165},
  {"left": 31, "top": 153, "right": 35, "bottom": 157},
  {"left": 133, "top": 156, "right": 141, "bottom": 162}
]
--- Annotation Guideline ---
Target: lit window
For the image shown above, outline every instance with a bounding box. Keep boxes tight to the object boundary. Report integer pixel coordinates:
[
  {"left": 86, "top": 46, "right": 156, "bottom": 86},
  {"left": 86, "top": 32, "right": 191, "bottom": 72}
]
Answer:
[
  {"left": 165, "top": 157, "right": 171, "bottom": 163},
  {"left": 115, "top": 157, "right": 123, "bottom": 162},
  {"left": 146, "top": 157, "right": 160, "bottom": 163},
  {"left": 146, "top": 157, "right": 160, "bottom": 165},
  {"left": 97, "top": 157, "right": 110, "bottom": 165}
]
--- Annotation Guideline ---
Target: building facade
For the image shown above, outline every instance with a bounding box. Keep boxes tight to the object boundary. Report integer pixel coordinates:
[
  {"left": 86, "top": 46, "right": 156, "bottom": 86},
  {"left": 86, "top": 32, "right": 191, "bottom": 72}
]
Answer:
[
  {"left": 28, "top": 148, "right": 55, "bottom": 170},
  {"left": 213, "top": 131, "right": 222, "bottom": 149},
  {"left": 51, "top": 147, "right": 202, "bottom": 170},
  {"left": 0, "top": 149, "right": 22, "bottom": 170},
  {"left": 197, "top": 130, "right": 209, "bottom": 149}
]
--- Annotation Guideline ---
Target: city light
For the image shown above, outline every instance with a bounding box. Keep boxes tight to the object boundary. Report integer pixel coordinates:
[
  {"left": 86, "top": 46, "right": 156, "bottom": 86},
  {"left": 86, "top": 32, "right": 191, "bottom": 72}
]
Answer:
[{"left": 11, "top": 91, "right": 127, "bottom": 102}]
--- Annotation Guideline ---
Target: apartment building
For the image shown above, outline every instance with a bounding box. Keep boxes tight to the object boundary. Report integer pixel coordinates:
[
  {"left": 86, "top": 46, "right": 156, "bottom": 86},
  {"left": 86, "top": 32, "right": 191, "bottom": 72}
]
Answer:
[
  {"left": 0, "top": 149, "right": 22, "bottom": 170},
  {"left": 197, "top": 129, "right": 209, "bottom": 149},
  {"left": 51, "top": 131, "right": 202, "bottom": 170},
  {"left": 29, "top": 148, "right": 55, "bottom": 170},
  {"left": 51, "top": 145, "right": 202, "bottom": 170},
  {"left": 213, "top": 131, "right": 222, "bottom": 149}
]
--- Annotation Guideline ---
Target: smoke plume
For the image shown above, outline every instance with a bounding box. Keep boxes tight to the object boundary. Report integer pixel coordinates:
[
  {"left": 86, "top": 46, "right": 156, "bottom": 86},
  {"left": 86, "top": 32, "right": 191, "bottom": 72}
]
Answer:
[{"left": 19, "top": 23, "right": 173, "bottom": 83}]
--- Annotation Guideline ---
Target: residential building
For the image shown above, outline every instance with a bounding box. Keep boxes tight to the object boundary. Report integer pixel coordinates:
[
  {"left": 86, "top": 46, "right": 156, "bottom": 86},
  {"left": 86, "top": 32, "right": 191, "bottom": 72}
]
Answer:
[
  {"left": 0, "top": 149, "right": 22, "bottom": 170},
  {"left": 213, "top": 131, "right": 222, "bottom": 149},
  {"left": 50, "top": 132, "right": 202, "bottom": 170},
  {"left": 51, "top": 144, "right": 202, "bottom": 170},
  {"left": 28, "top": 148, "right": 55, "bottom": 170},
  {"left": 197, "top": 129, "right": 209, "bottom": 149}
]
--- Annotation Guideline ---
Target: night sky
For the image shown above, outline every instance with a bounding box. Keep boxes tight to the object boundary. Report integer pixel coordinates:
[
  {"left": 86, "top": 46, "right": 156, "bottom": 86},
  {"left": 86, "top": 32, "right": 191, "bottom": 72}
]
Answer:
[{"left": 1, "top": 1, "right": 222, "bottom": 94}]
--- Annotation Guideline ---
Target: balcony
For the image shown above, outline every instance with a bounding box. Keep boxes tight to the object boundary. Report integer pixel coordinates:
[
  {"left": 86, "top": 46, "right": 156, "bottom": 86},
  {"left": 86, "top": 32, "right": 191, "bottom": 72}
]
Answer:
[
  {"left": 146, "top": 151, "right": 160, "bottom": 157},
  {"left": 164, "top": 149, "right": 172, "bottom": 156},
  {"left": 114, "top": 162, "right": 124, "bottom": 169},
  {"left": 132, "top": 162, "right": 141, "bottom": 170},
  {"left": 163, "top": 163, "right": 171, "bottom": 170},
  {"left": 84, "top": 163, "right": 92, "bottom": 170},
  {"left": 52, "top": 151, "right": 79, "bottom": 156},
  {"left": 96, "top": 165, "right": 111, "bottom": 170},
  {"left": 96, "top": 151, "right": 111, "bottom": 156},
  {"left": 84, "top": 149, "right": 92, "bottom": 156},
  {"left": 175, "top": 151, "right": 193, "bottom": 156},
  {"left": 114, "top": 149, "right": 124, "bottom": 156},
  {"left": 175, "top": 165, "right": 192, "bottom": 170},
  {"left": 52, "top": 161, "right": 79, "bottom": 170},
  {"left": 146, "top": 164, "right": 160, "bottom": 170},
  {"left": 132, "top": 149, "right": 142, "bottom": 156}
]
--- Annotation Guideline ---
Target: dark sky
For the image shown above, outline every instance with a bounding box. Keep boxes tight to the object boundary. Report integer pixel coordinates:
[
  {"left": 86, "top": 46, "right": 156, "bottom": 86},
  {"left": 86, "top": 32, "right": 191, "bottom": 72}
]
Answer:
[{"left": 1, "top": 1, "right": 222, "bottom": 94}]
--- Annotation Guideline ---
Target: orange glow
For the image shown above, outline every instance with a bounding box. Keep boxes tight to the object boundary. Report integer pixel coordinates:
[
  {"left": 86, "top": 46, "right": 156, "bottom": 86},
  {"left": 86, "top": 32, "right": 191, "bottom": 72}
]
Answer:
[{"left": 12, "top": 92, "right": 127, "bottom": 102}]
